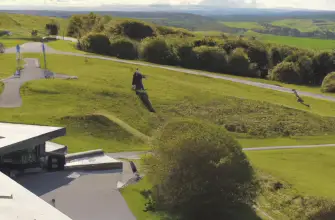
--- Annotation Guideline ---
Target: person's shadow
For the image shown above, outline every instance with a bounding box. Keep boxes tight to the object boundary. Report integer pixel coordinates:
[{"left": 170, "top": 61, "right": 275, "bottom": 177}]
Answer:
[{"left": 136, "top": 90, "right": 156, "bottom": 113}]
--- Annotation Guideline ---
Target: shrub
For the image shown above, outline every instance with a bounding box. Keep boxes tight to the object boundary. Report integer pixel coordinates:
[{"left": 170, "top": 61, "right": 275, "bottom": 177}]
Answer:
[
  {"left": 156, "top": 26, "right": 194, "bottom": 37},
  {"left": 193, "top": 37, "right": 224, "bottom": 47},
  {"left": 271, "top": 61, "right": 302, "bottom": 84},
  {"left": 139, "top": 37, "right": 178, "bottom": 65},
  {"left": 321, "top": 72, "right": 335, "bottom": 93},
  {"left": 107, "top": 20, "right": 156, "bottom": 40},
  {"left": 246, "top": 42, "right": 269, "bottom": 78},
  {"left": 269, "top": 46, "right": 296, "bottom": 67},
  {"left": 313, "top": 52, "right": 335, "bottom": 84},
  {"left": 228, "top": 48, "right": 254, "bottom": 77},
  {"left": 110, "top": 37, "right": 138, "bottom": 60},
  {"left": 144, "top": 119, "right": 259, "bottom": 220},
  {"left": 192, "top": 46, "right": 228, "bottom": 72},
  {"left": 174, "top": 41, "right": 197, "bottom": 68},
  {"left": 80, "top": 33, "right": 110, "bottom": 55}
]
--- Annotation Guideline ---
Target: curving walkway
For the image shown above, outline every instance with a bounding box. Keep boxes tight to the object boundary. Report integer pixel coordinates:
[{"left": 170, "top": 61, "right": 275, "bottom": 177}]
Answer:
[
  {"left": 0, "top": 58, "right": 76, "bottom": 108},
  {"left": 5, "top": 41, "right": 335, "bottom": 103}
]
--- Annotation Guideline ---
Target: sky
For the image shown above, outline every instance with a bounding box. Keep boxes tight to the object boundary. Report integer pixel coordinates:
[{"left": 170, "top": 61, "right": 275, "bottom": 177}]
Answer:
[{"left": 0, "top": 0, "right": 334, "bottom": 10}]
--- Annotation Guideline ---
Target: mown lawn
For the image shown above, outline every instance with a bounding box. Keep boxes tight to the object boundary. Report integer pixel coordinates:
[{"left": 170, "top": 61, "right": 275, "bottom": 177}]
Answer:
[
  {"left": 0, "top": 54, "right": 335, "bottom": 153},
  {"left": 0, "top": 54, "right": 19, "bottom": 79},
  {"left": 0, "top": 38, "right": 29, "bottom": 48},
  {"left": 246, "top": 31, "right": 335, "bottom": 50},
  {"left": 47, "top": 40, "right": 87, "bottom": 54},
  {"left": 247, "top": 147, "right": 335, "bottom": 198}
]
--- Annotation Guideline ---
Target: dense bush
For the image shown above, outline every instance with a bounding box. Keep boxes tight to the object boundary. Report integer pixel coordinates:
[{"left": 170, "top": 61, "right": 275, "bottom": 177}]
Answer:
[
  {"left": 313, "top": 52, "right": 335, "bottom": 84},
  {"left": 271, "top": 61, "right": 302, "bottom": 84},
  {"left": 174, "top": 41, "right": 197, "bottom": 68},
  {"left": 156, "top": 26, "right": 194, "bottom": 37},
  {"left": 107, "top": 20, "right": 156, "bottom": 40},
  {"left": 110, "top": 37, "right": 138, "bottom": 60},
  {"left": 144, "top": 119, "right": 259, "bottom": 220},
  {"left": 228, "top": 48, "right": 255, "bottom": 77},
  {"left": 321, "top": 72, "right": 335, "bottom": 93},
  {"left": 192, "top": 46, "right": 228, "bottom": 72},
  {"left": 139, "top": 37, "right": 178, "bottom": 65},
  {"left": 80, "top": 33, "right": 111, "bottom": 55}
]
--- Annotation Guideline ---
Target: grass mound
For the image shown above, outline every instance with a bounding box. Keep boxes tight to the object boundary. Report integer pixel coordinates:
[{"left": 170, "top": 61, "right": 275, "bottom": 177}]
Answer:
[
  {"left": 321, "top": 72, "right": 335, "bottom": 93},
  {"left": 162, "top": 97, "right": 335, "bottom": 138}
]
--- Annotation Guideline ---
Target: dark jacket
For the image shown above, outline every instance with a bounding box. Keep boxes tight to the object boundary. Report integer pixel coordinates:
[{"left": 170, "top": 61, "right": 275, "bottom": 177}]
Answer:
[{"left": 132, "top": 71, "right": 145, "bottom": 90}]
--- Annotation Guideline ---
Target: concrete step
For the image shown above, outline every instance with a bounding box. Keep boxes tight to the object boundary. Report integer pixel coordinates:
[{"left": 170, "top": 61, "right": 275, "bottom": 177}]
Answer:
[
  {"left": 65, "top": 149, "right": 104, "bottom": 162},
  {"left": 65, "top": 154, "right": 123, "bottom": 171}
]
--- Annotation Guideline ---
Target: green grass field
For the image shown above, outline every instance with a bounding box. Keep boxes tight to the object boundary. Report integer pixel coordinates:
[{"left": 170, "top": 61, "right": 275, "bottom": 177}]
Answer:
[
  {"left": 47, "top": 40, "right": 87, "bottom": 54},
  {"left": 246, "top": 31, "right": 335, "bottom": 50},
  {"left": 0, "top": 54, "right": 334, "bottom": 154},
  {"left": 221, "top": 21, "right": 264, "bottom": 30},
  {"left": 0, "top": 38, "right": 29, "bottom": 48},
  {"left": 0, "top": 54, "right": 20, "bottom": 78},
  {"left": 0, "top": 13, "right": 67, "bottom": 37},
  {"left": 272, "top": 19, "right": 335, "bottom": 32},
  {"left": 247, "top": 147, "right": 335, "bottom": 199}
]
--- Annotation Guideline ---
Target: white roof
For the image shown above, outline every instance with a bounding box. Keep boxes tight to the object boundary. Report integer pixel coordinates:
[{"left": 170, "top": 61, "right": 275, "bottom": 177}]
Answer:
[
  {"left": 0, "top": 123, "right": 66, "bottom": 155},
  {"left": 0, "top": 171, "right": 72, "bottom": 220}
]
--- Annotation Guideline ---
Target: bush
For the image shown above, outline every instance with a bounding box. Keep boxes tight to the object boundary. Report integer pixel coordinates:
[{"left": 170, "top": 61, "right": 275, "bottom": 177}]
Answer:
[
  {"left": 246, "top": 42, "right": 269, "bottom": 78},
  {"left": 271, "top": 61, "right": 302, "bottom": 84},
  {"left": 139, "top": 37, "right": 178, "bottom": 65},
  {"left": 107, "top": 20, "right": 156, "bottom": 40},
  {"left": 174, "top": 41, "right": 197, "bottom": 68},
  {"left": 228, "top": 48, "right": 255, "bottom": 77},
  {"left": 192, "top": 46, "right": 228, "bottom": 72},
  {"left": 156, "top": 26, "right": 194, "bottom": 37},
  {"left": 80, "top": 33, "right": 110, "bottom": 55},
  {"left": 144, "top": 119, "right": 259, "bottom": 220},
  {"left": 313, "top": 52, "right": 335, "bottom": 84},
  {"left": 321, "top": 72, "right": 335, "bottom": 93},
  {"left": 110, "top": 37, "right": 138, "bottom": 60}
]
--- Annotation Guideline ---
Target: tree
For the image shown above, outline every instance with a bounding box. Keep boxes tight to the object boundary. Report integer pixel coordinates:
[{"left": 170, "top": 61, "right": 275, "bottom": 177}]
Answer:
[
  {"left": 271, "top": 61, "right": 302, "bottom": 84},
  {"left": 110, "top": 37, "right": 138, "bottom": 59},
  {"left": 67, "top": 15, "right": 84, "bottom": 38},
  {"left": 192, "top": 46, "right": 228, "bottom": 72},
  {"left": 107, "top": 20, "right": 156, "bottom": 40},
  {"left": 80, "top": 33, "right": 111, "bottom": 55},
  {"left": 45, "top": 21, "right": 59, "bottom": 35},
  {"left": 139, "top": 37, "right": 178, "bottom": 65},
  {"left": 321, "top": 72, "right": 335, "bottom": 93},
  {"left": 144, "top": 119, "right": 259, "bottom": 220}
]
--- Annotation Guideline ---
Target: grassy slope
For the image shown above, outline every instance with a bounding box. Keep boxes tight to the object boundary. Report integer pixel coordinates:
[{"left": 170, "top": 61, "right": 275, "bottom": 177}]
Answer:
[
  {"left": 271, "top": 19, "right": 335, "bottom": 32},
  {"left": 0, "top": 13, "right": 67, "bottom": 37},
  {"left": 46, "top": 40, "right": 87, "bottom": 54},
  {"left": 247, "top": 147, "right": 335, "bottom": 199},
  {"left": 0, "top": 54, "right": 334, "bottom": 153}
]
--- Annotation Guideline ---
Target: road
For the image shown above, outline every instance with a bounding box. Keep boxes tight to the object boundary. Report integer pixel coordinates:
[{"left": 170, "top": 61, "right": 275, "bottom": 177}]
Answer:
[{"left": 4, "top": 42, "right": 335, "bottom": 103}]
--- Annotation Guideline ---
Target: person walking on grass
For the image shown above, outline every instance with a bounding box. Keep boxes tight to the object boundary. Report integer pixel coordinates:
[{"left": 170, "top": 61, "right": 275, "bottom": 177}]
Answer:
[{"left": 132, "top": 68, "right": 146, "bottom": 93}]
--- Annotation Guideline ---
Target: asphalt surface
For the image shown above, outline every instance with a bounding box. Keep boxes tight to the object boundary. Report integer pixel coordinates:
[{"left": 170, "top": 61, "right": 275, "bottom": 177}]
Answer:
[
  {"left": 5, "top": 41, "right": 335, "bottom": 103},
  {"left": 0, "top": 57, "right": 76, "bottom": 108},
  {"left": 15, "top": 162, "right": 136, "bottom": 220}
]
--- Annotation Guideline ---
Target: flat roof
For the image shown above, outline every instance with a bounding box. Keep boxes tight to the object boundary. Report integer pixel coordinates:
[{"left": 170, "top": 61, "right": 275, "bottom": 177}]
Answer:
[
  {"left": 0, "top": 123, "right": 66, "bottom": 155},
  {"left": 0, "top": 171, "right": 72, "bottom": 220}
]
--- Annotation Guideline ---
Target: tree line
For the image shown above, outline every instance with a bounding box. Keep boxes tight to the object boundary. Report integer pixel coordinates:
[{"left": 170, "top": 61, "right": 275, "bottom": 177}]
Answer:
[{"left": 66, "top": 13, "right": 335, "bottom": 92}]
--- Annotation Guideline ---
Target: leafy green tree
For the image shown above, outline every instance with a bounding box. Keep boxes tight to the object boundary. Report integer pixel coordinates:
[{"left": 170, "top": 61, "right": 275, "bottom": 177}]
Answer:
[
  {"left": 80, "top": 33, "right": 110, "bottom": 55},
  {"left": 45, "top": 21, "right": 59, "bottom": 35},
  {"left": 110, "top": 37, "right": 138, "bottom": 59},
  {"left": 321, "top": 72, "right": 335, "bottom": 93},
  {"left": 107, "top": 20, "right": 156, "bottom": 40},
  {"left": 192, "top": 46, "right": 228, "bottom": 72},
  {"left": 139, "top": 37, "right": 178, "bottom": 65},
  {"left": 144, "top": 119, "right": 259, "bottom": 220},
  {"left": 271, "top": 61, "right": 302, "bottom": 84}
]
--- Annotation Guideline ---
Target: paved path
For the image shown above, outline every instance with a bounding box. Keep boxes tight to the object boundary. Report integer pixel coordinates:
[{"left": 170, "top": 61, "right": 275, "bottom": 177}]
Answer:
[
  {"left": 5, "top": 42, "right": 335, "bottom": 103},
  {"left": 107, "top": 144, "right": 335, "bottom": 159},
  {"left": 0, "top": 57, "right": 76, "bottom": 108}
]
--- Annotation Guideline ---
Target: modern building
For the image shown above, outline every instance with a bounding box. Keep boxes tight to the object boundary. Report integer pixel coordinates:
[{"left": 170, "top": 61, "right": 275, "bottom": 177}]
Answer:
[
  {"left": 0, "top": 122, "right": 67, "bottom": 174},
  {"left": 0, "top": 122, "right": 72, "bottom": 220}
]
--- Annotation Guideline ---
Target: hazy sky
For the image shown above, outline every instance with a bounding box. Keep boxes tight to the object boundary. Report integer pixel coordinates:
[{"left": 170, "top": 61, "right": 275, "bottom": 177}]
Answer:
[{"left": 0, "top": 0, "right": 334, "bottom": 10}]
